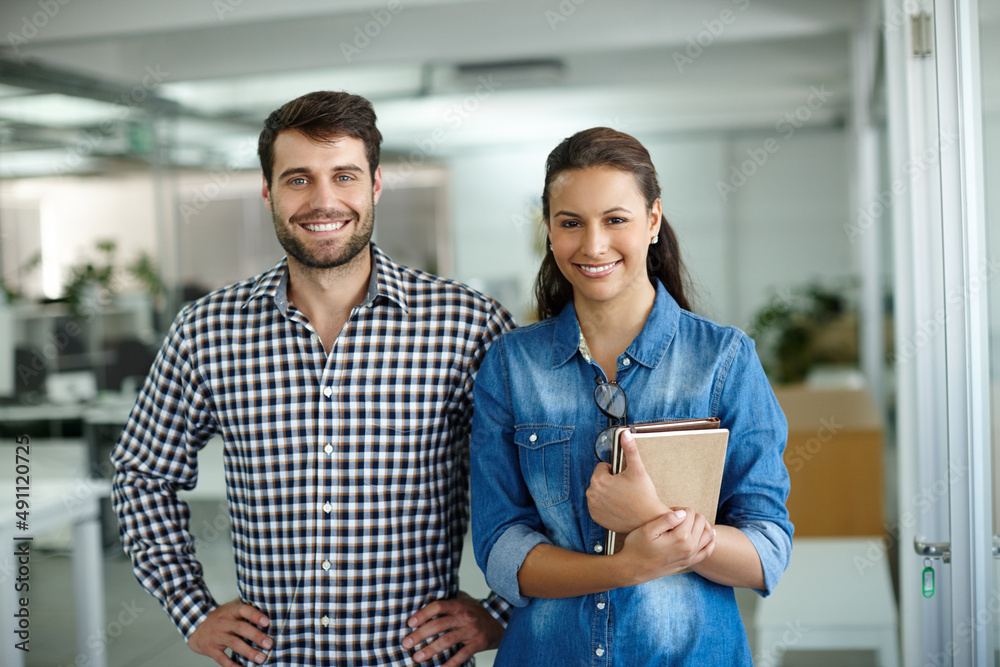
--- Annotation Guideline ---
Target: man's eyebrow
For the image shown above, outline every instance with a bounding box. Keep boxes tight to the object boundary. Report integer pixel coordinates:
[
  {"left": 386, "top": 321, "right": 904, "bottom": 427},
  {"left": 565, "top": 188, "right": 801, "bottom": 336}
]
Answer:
[{"left": 277, "top": 164, "right": 364, "bottom": 180}]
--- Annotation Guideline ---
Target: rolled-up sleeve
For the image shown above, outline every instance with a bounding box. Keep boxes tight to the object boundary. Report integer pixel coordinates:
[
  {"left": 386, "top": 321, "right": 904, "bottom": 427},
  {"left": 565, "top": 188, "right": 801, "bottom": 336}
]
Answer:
[
  {"left": 470, "top": 337, "right": 552, "bottom": 607},
  {"left": 712, "top": 333, "right": 794, "bottom": 597}
]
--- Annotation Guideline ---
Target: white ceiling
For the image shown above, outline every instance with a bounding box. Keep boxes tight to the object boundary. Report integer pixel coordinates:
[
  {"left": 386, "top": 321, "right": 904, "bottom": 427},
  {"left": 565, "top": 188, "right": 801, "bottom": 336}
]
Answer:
[{"left": 0, "top": 0, "right": 865, "bottom": 176}]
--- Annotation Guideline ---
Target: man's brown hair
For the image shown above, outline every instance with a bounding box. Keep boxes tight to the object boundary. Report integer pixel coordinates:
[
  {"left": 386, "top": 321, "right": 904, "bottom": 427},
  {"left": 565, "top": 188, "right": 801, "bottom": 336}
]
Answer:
[{"left": 258, "top": 91, "right": 383, "bottom": 187}]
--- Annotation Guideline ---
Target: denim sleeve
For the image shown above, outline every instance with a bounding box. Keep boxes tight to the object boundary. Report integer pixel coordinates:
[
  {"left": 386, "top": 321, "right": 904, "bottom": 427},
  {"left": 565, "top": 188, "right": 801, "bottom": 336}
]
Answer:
[
  {"left": 712, "top": 332, "right": 793, "bottom": 597},
  {"left": 470, "top": 337, "right": 553, "bottom": 607}
]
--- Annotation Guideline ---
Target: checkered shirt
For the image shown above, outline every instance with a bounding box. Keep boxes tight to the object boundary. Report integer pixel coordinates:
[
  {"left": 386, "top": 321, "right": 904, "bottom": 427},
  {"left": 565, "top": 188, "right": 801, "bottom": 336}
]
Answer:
[{"left": 112, "top": 244, "right": 515, "bottom": 666}]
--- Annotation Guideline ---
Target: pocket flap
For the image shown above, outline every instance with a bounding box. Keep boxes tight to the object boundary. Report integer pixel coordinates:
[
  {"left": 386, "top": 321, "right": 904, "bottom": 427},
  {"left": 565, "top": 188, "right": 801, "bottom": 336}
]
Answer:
[{"left": 514, "top": 425, "right": 573, "bottom": 450}]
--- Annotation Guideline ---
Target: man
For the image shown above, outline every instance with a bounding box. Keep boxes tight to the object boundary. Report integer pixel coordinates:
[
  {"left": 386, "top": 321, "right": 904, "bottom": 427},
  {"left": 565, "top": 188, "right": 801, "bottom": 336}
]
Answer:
[{"left": 112, "top": 91, "right": 514, "bottom": 666}]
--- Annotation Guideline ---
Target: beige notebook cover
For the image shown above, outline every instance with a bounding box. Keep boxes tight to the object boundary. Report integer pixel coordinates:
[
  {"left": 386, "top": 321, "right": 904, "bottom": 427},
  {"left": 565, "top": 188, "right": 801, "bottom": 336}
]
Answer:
[{"left": 605, "top": 422, "right": 729, "bottom": 556}]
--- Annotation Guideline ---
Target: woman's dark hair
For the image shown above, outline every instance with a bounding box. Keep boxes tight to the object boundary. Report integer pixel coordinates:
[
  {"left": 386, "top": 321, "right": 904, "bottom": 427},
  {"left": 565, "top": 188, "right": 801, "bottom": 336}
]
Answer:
[
  {"left": 258, "top": 91, "right": 382, "bottom": 188},
  {"left": 533, "top": 127, "right": 693, "bottom": 320}
]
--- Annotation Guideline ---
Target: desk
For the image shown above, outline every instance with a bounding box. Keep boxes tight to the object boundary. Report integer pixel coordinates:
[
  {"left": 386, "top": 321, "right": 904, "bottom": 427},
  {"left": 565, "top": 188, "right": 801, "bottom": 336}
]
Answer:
[
  {"left": 754, "top": 537, "right": 899, "bottom": 666},
  {"left": 0, "top": 480, "right": 110, "bottom": 667}
]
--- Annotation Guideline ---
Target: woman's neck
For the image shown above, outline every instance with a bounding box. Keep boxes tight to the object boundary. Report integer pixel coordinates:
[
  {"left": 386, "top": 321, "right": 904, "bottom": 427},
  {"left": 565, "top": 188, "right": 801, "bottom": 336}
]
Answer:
[{"left": 575, "top": 282, "right": 656, "bottom": 377}]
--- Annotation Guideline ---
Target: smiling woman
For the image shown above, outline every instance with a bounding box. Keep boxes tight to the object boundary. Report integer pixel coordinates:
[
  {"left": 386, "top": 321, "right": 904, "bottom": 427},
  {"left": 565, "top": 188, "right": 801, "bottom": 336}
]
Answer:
[{"left": 471, "top": 127, "right": 792, "bottom": 666}]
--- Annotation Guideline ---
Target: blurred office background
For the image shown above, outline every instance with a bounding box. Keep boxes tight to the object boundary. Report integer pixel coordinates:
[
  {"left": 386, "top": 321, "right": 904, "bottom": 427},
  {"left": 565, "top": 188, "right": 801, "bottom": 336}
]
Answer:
[{"left": 0, "top": 0, "right": 998, "bottom": 665}]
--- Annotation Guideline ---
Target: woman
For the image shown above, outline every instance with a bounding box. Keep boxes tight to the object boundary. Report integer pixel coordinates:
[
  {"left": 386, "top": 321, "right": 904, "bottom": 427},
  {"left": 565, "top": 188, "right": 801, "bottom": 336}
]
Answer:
[{"left": 471, "top": 127, "right": 792, "bottom": 665}]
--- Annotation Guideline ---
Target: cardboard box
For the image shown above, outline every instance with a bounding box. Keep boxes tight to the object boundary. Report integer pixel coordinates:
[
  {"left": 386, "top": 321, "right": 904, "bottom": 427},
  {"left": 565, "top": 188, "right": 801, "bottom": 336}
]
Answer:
[{"left": 773, "top": 386, "right": 885, "bottom": 536}]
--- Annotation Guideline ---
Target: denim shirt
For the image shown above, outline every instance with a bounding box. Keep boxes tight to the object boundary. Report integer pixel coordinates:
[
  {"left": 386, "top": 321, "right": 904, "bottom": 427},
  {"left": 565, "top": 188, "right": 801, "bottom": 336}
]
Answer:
[{"left": 471, "top": 281, "right": 792, "bottom": 666}]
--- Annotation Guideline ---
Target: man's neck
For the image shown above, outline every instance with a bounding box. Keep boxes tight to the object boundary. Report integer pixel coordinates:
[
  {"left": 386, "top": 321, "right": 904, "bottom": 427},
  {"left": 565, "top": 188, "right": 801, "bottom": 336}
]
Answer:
[{"left": 285, "top": 245, "right": 372, "bottom": 352}]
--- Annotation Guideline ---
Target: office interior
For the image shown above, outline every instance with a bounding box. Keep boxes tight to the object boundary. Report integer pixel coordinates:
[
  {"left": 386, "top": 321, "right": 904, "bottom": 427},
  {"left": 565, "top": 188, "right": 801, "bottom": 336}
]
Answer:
[{"left": 0, "top": 0, "right": 997, "bottom": 665}]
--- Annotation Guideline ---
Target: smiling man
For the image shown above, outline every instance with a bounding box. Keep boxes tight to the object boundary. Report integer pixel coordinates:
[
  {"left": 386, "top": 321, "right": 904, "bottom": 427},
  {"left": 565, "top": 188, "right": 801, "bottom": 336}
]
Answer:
[{"left": 112, "top": 91, "right": 514, "bottom": 667}]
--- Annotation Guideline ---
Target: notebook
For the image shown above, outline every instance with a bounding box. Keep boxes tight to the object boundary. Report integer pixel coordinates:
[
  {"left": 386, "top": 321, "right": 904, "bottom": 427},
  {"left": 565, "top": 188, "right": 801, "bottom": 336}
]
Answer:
[{"left": 605, "top": 419, "right": 729, "bottom": 555}]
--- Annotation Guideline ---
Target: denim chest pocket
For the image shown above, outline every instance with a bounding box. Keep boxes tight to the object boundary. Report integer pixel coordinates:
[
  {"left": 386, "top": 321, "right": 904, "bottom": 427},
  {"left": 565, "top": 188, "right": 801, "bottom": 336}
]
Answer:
[{"left": 514, "top": 425, "right": 573, "bottom": 508}]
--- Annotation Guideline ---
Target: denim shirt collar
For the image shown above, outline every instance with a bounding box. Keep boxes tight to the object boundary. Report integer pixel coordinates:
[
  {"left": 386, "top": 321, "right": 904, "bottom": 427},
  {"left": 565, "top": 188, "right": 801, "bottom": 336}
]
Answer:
[{"left": 550, "top": 280, "right": 681, "bottom": 370}]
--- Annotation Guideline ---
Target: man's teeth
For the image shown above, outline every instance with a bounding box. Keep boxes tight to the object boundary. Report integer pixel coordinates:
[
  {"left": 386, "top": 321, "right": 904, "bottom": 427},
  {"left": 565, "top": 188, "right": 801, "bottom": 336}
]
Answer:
[
  {"left": 581, "top": 262, "right": 616, "bottom": 274},
  {"left": 304, "top": 221, "right": 347, "bottom": 232}
]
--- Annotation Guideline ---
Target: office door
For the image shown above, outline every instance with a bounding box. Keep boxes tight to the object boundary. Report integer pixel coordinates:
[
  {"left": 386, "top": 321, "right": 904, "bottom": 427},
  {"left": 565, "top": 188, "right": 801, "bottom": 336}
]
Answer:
[{"left": 888, "top": 0, "right": 998, "bottom": 664}]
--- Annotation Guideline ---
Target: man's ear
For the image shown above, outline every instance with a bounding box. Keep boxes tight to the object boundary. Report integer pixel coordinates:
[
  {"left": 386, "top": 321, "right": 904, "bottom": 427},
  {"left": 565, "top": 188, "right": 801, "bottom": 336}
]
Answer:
[
  {"left": 372, "top": 165, "right": 383, "bottom": 206},
  {"left": 262, "top": 174, "right": 273, "bottom": 211}
]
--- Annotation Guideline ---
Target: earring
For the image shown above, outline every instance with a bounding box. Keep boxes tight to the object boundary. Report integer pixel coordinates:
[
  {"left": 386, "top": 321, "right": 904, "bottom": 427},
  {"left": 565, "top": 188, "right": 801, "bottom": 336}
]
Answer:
[
  {"left": 549, "top": 243, "right": 553, "bottom": 251},
  {"left": 651, "top": 235, "right": 659, "bottom": 245}
]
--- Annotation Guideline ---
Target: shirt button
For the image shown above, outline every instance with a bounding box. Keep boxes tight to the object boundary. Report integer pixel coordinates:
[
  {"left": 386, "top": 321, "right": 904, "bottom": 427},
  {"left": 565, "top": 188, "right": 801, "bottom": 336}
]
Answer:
[
  {"left": 597, "top": 601, "right": 606, "bottom": 610},
  {"left": 321, "top": 615, "right": 331, "bottom": 627},
  {"left": 311, "top": 334, "right": 319, "bottom": 343},
  {"left": 593, "top": 544, "right": 603, "bottom": 553},
  {"left": 596, "top": 646, "right": 605, "bottom": 657},
  {"left": 323, "top": 386, "right": 333, "bottom": 397},
  {"left": 622, "top": 358, "right": 631, "bottom": 367},
  {"left": 366, "top": 301, "right": 374, "bottom": 308},
  {"left": 321, "top": 560, "right": 331, "bottom": 571},
  {"left": 529, "top": 433, "right": 537, "bottom": 443},
  {"left": 324, "top": 443, "right": 333, "bottom": 455},
  {"left": 323, "top": 502, "right": 332, "bottom": 513}
]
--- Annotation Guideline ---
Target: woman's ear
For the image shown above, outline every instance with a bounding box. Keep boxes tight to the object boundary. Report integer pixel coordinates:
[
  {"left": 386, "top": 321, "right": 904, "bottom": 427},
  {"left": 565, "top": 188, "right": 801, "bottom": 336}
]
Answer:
[{"left": 649, "top": 198, "right": 663, "bottom": 237}]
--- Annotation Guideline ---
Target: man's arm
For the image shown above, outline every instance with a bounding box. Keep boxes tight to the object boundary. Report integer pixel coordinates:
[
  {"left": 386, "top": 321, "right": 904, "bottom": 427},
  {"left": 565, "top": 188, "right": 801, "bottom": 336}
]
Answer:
[{"left": 112, "top": 314, "right": 270, "bottom": 665}]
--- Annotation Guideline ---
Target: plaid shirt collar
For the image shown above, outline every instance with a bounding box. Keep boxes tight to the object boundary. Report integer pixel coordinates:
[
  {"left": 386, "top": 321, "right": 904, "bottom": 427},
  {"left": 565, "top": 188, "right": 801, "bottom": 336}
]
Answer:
[{"left": 242, "top": 243, "right": 410, "bottom": 315}]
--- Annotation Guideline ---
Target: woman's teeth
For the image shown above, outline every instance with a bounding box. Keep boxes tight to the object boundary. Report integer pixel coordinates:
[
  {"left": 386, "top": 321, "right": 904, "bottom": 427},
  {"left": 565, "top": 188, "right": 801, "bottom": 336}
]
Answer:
[{"left": 580, "top": 262, "right": 616, "bottom": 274}]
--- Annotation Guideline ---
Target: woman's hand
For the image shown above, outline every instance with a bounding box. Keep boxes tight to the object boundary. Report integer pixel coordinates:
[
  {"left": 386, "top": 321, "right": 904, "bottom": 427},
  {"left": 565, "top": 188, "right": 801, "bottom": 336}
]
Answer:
[
  {"left": 587, "top": 429, "right": 668, "bottom": 533},
  {"left": 616, "top": 508, "right": 716, "bottom": 586}
]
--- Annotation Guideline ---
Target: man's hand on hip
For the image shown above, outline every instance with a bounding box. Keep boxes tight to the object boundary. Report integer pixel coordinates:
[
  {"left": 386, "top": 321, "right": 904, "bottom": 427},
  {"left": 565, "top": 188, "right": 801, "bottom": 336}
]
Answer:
[
  {"left": 402, "top": 591, "right": 504, "bottom": 666},
  {"left": 189, "top": 599, "right": 272, "bottom": 666}
]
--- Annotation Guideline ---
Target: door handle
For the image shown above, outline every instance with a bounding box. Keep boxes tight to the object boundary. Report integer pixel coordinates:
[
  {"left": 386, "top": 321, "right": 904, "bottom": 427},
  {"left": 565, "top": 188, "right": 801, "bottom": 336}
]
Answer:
[
  {"left": 914, "top": 537, "right": 951, "bottom": 563},
  {"left": 915, "top": 536, "right": 1000, "bottom": 561}
]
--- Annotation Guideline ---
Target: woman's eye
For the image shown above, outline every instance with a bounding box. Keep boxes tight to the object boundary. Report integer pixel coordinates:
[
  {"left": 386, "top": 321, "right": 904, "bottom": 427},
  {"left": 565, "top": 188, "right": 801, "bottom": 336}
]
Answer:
[
  {"left": 560, "top": 219, "right": 581, "bottom": 228},
  {"left": 607, "top": 217, "right": 627, "bottom": 225}
]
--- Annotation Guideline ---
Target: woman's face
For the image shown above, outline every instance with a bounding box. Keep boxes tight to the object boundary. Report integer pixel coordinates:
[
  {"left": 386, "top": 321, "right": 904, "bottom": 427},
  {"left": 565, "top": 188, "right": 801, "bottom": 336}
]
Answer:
[{"left": 547, "top": 166, "right": 661, "bottom": 311}]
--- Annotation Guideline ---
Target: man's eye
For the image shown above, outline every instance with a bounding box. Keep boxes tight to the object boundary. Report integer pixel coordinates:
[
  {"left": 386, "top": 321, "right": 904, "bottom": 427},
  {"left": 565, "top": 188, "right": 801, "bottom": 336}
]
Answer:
[
  {"left": 337, "top": 174, "right": 354, "bottom": 182},
  {"left": 290, "top": 177, "right": 307, "bottom": 185}
]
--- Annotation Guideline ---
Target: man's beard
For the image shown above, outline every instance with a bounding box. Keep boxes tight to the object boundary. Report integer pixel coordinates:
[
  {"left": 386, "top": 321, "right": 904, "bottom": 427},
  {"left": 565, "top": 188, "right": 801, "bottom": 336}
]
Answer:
[{"left": 272, "top": 198, "right": 375, "bottom": 270}]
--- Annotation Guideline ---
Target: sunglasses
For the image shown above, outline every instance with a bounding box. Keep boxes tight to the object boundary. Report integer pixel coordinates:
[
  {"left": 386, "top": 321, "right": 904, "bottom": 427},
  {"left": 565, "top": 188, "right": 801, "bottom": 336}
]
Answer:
[{"left": 593, "top": 378, "right": 627, "bottom": 463}]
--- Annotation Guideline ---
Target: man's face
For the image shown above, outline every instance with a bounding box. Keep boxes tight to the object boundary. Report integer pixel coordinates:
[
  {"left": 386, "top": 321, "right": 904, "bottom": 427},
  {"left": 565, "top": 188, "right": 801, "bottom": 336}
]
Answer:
[{"left": 263, "top": 130, "right": 382, "bottom": 271}]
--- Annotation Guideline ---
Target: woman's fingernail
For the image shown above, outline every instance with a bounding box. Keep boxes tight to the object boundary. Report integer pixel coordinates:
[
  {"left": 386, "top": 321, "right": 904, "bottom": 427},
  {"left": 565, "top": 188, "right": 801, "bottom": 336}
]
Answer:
[{"left": 674, "top": 510, "right": 686, "bottom": 520}]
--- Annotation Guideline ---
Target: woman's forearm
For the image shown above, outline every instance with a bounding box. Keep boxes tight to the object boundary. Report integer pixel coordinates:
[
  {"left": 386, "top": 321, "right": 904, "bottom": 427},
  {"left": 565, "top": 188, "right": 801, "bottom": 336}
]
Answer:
[
  {"left": 516, "top": 510, "right": 714, "bottom": 598},
  {"left": 516, "top": 543, "right": 635, "bottom": 598},
  {"left": 687, "top": 525, "right": 764, "bottom": 589}
]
